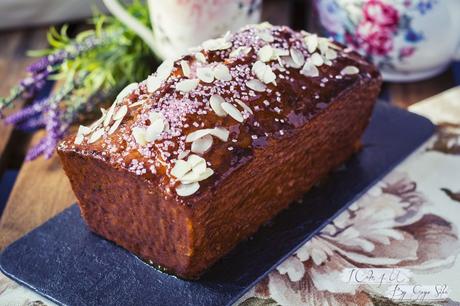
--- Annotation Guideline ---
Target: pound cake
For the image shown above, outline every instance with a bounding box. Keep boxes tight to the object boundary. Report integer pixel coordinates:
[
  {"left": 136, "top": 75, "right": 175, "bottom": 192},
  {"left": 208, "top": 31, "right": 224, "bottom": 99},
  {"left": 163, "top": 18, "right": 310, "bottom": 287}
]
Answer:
[{"left": 58, "top": 23, "right": 381, "bottom": 279}]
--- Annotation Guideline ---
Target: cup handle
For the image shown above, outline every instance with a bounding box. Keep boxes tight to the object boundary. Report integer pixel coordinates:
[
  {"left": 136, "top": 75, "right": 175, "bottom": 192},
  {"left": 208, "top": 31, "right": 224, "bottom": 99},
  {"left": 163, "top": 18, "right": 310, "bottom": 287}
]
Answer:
[{"left": 102, "top": 0, "right": 159, "bottom": 56}]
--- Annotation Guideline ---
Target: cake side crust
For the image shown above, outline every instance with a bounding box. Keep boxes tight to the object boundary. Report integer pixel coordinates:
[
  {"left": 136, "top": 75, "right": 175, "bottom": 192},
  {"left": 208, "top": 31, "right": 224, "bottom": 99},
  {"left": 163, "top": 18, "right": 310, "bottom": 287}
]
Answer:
[
  {"left": 183, "top": 75, "right": 381, "bottom": 277},
  {"left": 58, "top": 150, "right": 195, "bottom": 277}
]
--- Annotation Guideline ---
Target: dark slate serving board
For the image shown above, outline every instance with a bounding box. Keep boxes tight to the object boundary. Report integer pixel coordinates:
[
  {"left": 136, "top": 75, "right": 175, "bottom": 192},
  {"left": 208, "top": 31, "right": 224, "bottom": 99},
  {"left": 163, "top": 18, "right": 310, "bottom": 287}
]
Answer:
[{"left": 0, "top": 103, "right": 434, "bottom": 306}]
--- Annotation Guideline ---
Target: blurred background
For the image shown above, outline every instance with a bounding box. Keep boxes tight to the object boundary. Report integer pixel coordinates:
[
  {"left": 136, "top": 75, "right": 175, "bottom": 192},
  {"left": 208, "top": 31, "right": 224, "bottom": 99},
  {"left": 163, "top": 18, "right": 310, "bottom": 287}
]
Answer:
[{"left": 0, "top": 0, "right": 108, "bottom": 29}]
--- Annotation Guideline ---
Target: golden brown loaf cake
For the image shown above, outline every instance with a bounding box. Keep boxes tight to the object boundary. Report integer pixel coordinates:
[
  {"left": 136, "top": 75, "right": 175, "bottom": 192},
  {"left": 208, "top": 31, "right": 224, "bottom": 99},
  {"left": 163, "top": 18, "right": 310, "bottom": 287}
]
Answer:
[{"left": 58, "top": 23, "right": 382, "bottom": 279}]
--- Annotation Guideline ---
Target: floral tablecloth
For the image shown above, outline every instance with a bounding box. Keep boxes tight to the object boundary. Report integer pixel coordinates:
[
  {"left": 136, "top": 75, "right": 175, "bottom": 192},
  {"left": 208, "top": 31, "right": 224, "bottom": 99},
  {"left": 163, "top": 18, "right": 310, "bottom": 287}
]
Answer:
[{"left": 1, "top": 87, "right": 460, "bottom": 306}]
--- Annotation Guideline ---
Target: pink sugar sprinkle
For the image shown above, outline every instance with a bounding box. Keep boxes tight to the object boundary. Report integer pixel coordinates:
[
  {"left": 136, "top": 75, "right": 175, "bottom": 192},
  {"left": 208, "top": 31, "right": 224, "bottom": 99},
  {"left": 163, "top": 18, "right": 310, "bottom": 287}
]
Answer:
[{"left": 83, "top": 24, "right": 347, "bottom": 181}]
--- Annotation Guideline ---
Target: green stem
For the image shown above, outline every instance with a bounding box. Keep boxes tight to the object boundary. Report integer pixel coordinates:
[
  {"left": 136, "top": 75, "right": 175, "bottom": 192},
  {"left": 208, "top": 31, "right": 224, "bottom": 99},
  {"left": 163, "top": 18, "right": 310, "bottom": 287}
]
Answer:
[{"left": 102, "top": 0, "right": 162, "bottom": 57}]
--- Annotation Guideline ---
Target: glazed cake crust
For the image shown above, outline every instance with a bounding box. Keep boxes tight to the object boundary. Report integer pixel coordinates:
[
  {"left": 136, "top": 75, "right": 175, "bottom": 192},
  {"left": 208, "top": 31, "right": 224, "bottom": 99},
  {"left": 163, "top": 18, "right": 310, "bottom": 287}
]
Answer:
[{"left": 58, "top": 23, "right": 382, "bottom": 278}]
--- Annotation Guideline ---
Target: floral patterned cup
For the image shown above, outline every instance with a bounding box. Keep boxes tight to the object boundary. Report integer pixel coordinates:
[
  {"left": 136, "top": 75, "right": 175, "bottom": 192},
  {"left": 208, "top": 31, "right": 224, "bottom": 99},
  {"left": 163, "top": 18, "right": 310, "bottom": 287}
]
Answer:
[
  {"left": 314, "top": 0, "right": 460, "bottom": 82},
  {"left": 103, "top": 0, "right": 262, "bottom": 59}
]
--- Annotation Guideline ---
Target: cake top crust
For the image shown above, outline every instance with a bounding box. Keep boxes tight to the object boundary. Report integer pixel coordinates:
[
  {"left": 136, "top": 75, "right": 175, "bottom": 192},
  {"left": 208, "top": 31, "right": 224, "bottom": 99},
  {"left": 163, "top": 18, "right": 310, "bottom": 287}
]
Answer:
[{"left": 58, "top": 23, "right": 379, "bottom": 200}]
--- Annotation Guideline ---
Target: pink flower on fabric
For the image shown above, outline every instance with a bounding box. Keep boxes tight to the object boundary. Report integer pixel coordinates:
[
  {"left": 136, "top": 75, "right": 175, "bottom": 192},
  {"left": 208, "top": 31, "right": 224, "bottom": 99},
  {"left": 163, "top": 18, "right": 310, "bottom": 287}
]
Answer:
[{"left": 247, "top": 172, "right": 460, "bottom": 306}]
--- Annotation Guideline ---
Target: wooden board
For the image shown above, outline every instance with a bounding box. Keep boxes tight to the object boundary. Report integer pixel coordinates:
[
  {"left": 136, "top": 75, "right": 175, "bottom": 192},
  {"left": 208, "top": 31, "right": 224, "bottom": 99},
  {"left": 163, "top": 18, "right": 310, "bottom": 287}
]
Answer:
[
  {"left": 0, "top": 26, "right": 83, "bottom": 250},
  {"left": 387, "top": 70, "right": 455, "bottom": 108},
  {"left": 0, "top": 30, "right": 75, "bottom": 250},
  {"left": 0, "top": 131, "right": 75, "bottom": 250}
]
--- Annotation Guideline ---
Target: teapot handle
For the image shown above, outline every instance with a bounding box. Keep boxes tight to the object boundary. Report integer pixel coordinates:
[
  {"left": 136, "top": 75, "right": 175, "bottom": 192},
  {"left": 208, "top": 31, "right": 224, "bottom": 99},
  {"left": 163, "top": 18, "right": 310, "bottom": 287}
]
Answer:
[{"left": 102, "top": 0, "right": 159, "bottom": 56}]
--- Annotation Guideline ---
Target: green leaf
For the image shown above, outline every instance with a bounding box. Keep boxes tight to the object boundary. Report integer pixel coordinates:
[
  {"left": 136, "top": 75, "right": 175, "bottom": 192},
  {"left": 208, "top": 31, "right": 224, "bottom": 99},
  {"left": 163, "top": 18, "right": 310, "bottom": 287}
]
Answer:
[
  {"left": 47, "top": 27, "right": 67, "bottom": 49},
  {"left": 76, "top": 30, "right": 94, "bottom": 42},
  {"left": 27, "top": 49, "right": 52, "bottom": 57},
  {"left": 59, "top": 24, "right": 70, "bottom": 43}
]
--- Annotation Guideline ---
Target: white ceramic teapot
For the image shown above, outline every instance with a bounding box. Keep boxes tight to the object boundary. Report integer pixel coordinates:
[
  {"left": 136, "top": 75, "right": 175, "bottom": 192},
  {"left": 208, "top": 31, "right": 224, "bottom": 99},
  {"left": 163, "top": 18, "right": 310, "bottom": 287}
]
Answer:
[
  {"left": 103, "top": 0, "right": 262, "bottom": 60},
  {"left": 314, "top": 0, "right": 460, "bottom": 82}
]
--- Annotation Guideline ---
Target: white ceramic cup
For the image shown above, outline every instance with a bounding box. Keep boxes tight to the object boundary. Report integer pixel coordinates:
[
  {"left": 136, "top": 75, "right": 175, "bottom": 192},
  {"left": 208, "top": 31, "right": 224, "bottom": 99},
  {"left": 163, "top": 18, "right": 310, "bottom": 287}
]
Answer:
[
  {"left": 103, "top": 0, "right": 262, "bottom": 59},
  {"left": 314, "top": 0, "right": 460, "bottom": 82}
]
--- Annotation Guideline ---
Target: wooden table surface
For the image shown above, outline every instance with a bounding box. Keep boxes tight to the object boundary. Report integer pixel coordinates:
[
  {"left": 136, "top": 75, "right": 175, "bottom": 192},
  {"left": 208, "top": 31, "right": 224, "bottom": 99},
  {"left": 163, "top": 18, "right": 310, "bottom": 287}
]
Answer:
[{"left": 0, "top": 1, "right": 457, "bottom": 251}]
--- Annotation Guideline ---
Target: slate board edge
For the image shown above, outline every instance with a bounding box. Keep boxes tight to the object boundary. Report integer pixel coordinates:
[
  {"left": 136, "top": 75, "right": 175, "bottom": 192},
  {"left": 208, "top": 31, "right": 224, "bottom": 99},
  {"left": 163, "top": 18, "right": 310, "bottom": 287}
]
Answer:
[{"left": 0, "top": 254, "right": 66, "bottom": 306}]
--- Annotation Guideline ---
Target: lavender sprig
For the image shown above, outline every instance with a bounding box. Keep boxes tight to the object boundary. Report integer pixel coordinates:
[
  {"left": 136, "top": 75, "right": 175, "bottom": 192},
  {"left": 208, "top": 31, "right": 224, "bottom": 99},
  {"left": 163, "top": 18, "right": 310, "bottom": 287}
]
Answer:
[
  {"left": 20, "top": 69, "right": 50, "bottom": 92},
  {"left": 26, "top": 50, "right": 66, "bottom": 74},
  {"left": 0, "top": 31, "right": 120, "bottom": 115},
  {"left": 3, "top": 1, "right": 154, "bottom": 161},
  {"left": 16, "top": 116, "right": 46, "bottom": 132},
  {"left": 42, "top": 96, "right": 88, "bottom": 159},
  {"left": 27, "top": 32, "right": 118, "bottom": 74},
  {"left": 25, "top": 73, "right": 88, "bottom": 160},
  {"left": 0, "top": 67, "right": 53, "bottom": 114},
  {"left": 43, "top": 103, "right": 64, "bottom": 159},
  {"left": 4, "top": 97, "right": 48, "bottom": 125},
  {"left": 0, "top": 86, "right": 25, "bottom": 116},
  {"left": 25, "top": 137, "right": 48, "bottom": 161}
]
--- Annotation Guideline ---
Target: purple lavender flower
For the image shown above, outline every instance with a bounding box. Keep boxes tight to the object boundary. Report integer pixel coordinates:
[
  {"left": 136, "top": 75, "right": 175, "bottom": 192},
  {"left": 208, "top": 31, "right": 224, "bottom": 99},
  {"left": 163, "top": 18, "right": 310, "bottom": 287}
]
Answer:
[
  {"left": 25, "top": 105, "right": 66, "bottom": 160},
  {"left": 5, "top": 29, "right": 123, "bottom": 160},
  {"left": 4, "top": 97, "right": 48, "bottom": 125},
  {"left": 19, "top": 67, "right": 56, "bottom": 101},
  {"left": 25, "top": 137, "right": 48, "bottom": 161},
  {"left": 0, "top": 71, "right": 49, "bottom": 115},
  {"left": 27, "top": 50, "right": 66, "bottom": 74},
  {"left": 2, "top": 31, "right": 118, "bottom": 115},
  {"left": 26, "top": 32, "right": 117, "bottom": 74},
  {"left": 16, "top": 116, "right": 46, "bottom": 132},
  {"left": 41, "top": 96, "right": 88, "bottom": 159},
  {"left": 25, "top": 113, "right": 62, "bottom": 161},
  {"left": 43, "top": 103, "right": 64, "bottom": 158},
  {"left": 24, "top": 73, "right": 89, "bottom": 160}
]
